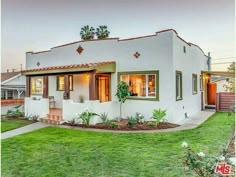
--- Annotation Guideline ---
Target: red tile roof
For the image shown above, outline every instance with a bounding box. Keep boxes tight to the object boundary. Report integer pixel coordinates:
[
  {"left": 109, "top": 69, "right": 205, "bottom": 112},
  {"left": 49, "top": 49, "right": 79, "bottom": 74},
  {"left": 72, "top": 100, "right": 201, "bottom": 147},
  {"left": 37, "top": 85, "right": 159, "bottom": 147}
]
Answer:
[{"left": 21, "top": 61, "right": 115, "bottom": 73}]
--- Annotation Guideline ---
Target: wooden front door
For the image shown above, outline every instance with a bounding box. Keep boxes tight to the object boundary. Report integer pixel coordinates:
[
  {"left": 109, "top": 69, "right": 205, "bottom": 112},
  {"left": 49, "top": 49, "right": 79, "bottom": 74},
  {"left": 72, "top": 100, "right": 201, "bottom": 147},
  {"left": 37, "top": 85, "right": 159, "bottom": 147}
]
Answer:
[{"left": 96, "top": 75, "right": 110, "bottom": 102}]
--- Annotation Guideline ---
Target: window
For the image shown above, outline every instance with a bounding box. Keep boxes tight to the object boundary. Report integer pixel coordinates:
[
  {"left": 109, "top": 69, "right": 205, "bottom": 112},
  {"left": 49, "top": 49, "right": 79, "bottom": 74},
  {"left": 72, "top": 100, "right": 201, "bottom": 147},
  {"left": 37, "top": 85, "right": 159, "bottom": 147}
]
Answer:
[
  {"left": 31, "top": 77, "right": 43, "bottom": 95},
  {"left": 118, "top": 71, "right": 159, "bottom": 100},
  {"left": 183, "top": 46, "right": 186, "bottom": 53},
  {"left": 192, "top": 74, "right": 198, "bottom": 94},
  {"left": 176, "top": 71, "right": 182, "bottom": 100},
  {"left": 57, "top": 75, "right": 73, "bottom": 91}
]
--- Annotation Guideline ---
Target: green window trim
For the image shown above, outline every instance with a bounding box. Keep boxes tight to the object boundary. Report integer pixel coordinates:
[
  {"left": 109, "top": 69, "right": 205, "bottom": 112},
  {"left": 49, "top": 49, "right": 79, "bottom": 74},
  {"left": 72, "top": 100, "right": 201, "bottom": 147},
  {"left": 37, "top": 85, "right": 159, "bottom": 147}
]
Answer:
[
  {"left": 192, "top": 74, "right": 198, "bottom": 95},
  {"left": 176, "top": 71, "right": 183, "bottom": 101},
  {"left": 56, "top": 75, "right": 74, "bottom": 91},
  {"left": 117, "top": 70, "right": 159, "bottom": 101}
]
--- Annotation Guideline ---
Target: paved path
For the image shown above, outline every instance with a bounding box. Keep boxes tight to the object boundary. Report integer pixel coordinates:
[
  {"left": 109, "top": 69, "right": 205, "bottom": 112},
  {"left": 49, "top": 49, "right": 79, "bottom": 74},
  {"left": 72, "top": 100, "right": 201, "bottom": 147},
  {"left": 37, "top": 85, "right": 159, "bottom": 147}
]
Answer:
[
  {"left": 1, "top": 122, "right": 50, "bottom": 140},
  {"left": 1, "top": 111, "right": 215, "bottom": 139},
  {"left": 55, "top": 111, "right": 215, "bottom": 133}
]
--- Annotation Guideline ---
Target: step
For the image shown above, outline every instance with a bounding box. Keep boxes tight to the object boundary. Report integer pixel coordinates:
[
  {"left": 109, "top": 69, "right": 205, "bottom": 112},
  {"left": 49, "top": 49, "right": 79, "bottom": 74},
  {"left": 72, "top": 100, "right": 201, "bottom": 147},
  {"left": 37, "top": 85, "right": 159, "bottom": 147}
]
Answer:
[
  {"left": 46, "top": 114, "right": 63, "bottom": 121},
  {"left": 205, "top": 105, "right": 216, "bottom": 109},
  {"left": 40, "top": 118, "right": 62, "bottom": 125}
]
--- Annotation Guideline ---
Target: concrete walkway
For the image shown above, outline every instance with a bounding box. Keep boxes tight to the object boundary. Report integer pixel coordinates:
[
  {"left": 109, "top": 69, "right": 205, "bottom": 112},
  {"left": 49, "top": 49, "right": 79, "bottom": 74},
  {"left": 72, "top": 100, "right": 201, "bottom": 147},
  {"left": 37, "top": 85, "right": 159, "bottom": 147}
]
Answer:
[
  {"left": 1, "top": 122, "right": 50, "bottom": 140},
  {"left": 55, "top": 111, "right": 215, "bottom": 133},
  {"left": 1, "top": 111, "right": 215, "bottom": 139}
]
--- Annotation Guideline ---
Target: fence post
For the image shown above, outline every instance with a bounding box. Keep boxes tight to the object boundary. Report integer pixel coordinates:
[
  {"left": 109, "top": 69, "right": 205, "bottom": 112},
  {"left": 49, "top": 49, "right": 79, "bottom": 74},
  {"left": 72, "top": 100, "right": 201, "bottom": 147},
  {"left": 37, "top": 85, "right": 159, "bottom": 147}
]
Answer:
[{"left": 216, "top": 93, "right": 220, "bottom": 112}]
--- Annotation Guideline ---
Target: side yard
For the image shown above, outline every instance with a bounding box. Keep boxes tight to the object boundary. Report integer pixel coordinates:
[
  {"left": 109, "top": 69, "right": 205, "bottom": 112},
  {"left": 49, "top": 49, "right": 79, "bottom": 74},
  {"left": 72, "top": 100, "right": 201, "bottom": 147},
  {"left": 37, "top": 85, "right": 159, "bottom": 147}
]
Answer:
[{"left": 1, "top": 112, "right": 235, "bottom": 177}]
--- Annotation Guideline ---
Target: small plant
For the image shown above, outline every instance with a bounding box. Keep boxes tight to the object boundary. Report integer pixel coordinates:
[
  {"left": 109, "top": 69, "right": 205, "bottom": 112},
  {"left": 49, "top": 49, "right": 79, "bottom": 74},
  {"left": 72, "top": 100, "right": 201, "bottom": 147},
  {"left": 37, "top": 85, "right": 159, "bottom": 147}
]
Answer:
[
  {"left": 127, "top": 116, "right": 137, "bottom": 127},
  {"left": 67, "top": 118, "right": 78, "bottom": 126},
  {"left": 79, "top": 109, "right": 98, "bottom": 125},
  {"left": 135, "top": 112, "right": 145, "bottom": 124},
  {"left": 110, "top": 122, "right": 118, "bottom": 128},
  {"left": 151, "top": 108, "right": 167, "bottom": 126},
  {"left": 99, "top": 112, "right": 111, "bottom": 125},
  {"left": 79, "top": 95, "right": 84, "bottom": 103},
  {"left": 6, "top": 108, "right": 24, "bottom": 118},
  {"left": 147, "top": 122, "right": 156, "bottom": 126},
  {"left": 31, "top": 114, "right": 39, "bottom": 122}
]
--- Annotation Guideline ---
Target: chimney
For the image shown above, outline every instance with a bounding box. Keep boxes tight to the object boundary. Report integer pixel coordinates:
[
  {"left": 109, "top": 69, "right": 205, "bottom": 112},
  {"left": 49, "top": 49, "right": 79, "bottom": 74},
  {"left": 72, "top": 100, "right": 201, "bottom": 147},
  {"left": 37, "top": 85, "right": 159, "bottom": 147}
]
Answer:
[
  {"left": 12, "top": 69, "right": 16, "bottom": 72},
  {"left": 7, "top": 69, "right": 9, "bottom": 72}
]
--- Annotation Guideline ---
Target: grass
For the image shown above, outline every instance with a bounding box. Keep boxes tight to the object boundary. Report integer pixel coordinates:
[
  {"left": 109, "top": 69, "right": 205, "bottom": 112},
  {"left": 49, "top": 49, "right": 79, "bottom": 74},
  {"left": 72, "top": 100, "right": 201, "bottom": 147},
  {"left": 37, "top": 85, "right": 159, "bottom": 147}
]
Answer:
[
  {"left": 1, "top": 119, "right": 33, "bottom": 133},
  {"left": 1, "top": 112, "right": 235, "bottom": 177}
]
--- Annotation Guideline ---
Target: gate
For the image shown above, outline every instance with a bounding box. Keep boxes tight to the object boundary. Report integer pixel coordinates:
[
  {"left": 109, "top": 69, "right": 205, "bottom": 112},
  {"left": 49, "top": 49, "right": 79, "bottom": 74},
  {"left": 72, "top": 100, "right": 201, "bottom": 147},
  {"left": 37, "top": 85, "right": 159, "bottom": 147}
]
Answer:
[{"left": 216, "top": 92, "right": 235, "bottom": 112}]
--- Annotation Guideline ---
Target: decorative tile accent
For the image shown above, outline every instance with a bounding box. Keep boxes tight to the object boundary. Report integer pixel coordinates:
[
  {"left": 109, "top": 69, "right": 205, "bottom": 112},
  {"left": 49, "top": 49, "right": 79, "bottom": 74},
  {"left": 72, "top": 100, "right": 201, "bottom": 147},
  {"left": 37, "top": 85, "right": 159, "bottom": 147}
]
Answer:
[
  {"left": 134, "top": 52, "right": 141, "bottom": 58},
  {"left": 76, "top": 45, "right": 84, "bottom": 55},
  {"left": 37, "top": 62, "right": 40, "bottom": 66}
]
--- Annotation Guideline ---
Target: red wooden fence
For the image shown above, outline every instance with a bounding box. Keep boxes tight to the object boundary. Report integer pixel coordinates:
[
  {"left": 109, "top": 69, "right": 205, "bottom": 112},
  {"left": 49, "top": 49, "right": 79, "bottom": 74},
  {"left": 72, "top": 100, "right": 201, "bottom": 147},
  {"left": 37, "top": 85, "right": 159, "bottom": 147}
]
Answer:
[{"left": 216, "top": 92, "right": 235, "bottom": 112}]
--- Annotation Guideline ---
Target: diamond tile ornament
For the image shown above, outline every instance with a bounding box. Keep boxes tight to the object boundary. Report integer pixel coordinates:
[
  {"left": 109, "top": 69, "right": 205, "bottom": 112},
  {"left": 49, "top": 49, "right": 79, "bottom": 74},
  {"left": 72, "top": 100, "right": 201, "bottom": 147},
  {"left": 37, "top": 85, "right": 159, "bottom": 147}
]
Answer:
[
  {"left": 76, "top": 45, "right": 84, "bottom": 55},
  {"left": 37, "top": 62, "right": 40, "bottom": 66},
  {"left": 134, "top": 52, "right": 141, "bottom": 58}
]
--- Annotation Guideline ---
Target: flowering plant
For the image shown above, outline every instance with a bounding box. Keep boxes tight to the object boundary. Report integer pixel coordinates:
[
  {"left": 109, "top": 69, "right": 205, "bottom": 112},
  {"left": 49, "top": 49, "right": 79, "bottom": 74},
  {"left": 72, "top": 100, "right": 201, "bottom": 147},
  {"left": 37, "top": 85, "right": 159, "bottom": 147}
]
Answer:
[
  {"left": 135, "top": 112, "right": 145, "bottom": 124},
  {"left": 182, "top": 142, "right": 235, "bottom": 177}
]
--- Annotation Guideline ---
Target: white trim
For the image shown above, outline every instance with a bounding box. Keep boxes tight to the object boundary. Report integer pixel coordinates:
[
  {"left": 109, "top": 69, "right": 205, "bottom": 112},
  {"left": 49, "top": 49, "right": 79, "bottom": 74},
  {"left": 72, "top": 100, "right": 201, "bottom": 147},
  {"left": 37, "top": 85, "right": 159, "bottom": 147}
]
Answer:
[{"left": 1, "top": 74, "right": 21, "bottom": 85}]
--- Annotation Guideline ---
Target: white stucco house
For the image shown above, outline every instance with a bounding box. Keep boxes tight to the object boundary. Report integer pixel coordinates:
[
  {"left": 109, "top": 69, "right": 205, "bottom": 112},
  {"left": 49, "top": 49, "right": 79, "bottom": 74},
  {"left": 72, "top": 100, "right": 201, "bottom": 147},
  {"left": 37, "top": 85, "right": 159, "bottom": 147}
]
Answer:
[{"left": 22, "top": 29, "right": 210, "bottom": 124}]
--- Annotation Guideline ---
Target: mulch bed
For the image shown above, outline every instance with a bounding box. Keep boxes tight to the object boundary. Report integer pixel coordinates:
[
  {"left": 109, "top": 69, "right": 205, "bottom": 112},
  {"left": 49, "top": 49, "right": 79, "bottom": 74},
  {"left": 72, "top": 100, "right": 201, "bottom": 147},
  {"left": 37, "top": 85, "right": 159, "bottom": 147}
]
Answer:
[{"left": 63, "top": 118, "right": 180, "bottom": 131}]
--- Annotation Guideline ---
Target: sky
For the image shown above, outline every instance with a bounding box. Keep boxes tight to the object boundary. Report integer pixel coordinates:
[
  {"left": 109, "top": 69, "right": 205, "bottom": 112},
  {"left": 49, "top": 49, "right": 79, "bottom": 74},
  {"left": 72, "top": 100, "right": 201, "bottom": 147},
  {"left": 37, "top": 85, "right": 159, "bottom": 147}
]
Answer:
[{"left": 1, "top": 0, "right": 235, "bottom": 72}]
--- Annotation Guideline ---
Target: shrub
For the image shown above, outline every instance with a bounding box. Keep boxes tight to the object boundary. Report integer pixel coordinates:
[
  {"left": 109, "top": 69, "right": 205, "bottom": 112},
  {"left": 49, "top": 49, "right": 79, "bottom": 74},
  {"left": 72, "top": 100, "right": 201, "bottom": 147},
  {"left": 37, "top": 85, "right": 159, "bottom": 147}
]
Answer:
[
  {"left": 181, "top": 142, "right": 235, "bottom": 177},
  {"left": 6, "top": 108, "right": 24, "bottom": 118},
  {"left": 147, "top": 122, "right": 156, "bottom": 126},
  {"left": 67, "top": 118, "right": 78, "bottom": 126},
  {"left": 110, "top": 122, "right": 118, "bottom": 128},
  {"left": 79, "top": 109, "right": 97, "bottom": 125},
  {"left": 135, "top": 112, "right": 145, "bottom": 124},
  {"left": 127, "top": 116, "right": 137, "bottom": 127},
  {"left": 151, "top": 108, "right": 167, "bottom": 126},
  {"left": 99, "top": 112, "right": 111, "bottom": 125}
]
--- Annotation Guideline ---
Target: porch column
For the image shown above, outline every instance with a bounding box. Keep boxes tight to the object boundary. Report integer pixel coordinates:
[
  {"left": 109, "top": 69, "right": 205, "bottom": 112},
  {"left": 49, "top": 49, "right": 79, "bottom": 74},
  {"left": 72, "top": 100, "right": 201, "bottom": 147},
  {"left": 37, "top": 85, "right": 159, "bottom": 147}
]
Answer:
[
  {"left": 43, "top": 76, "right": 48, "bottom": 98},
  {"left": 89, "top": 71, "right": 96, "bottom": 100},
  {"left": 5, "top": 90, "right": 8, "bottom": 99},
  {"left": 64, "top": 75, "right": 70, "bottom": 99},
  {"left": 26, "top": 76, "right": 31, "bottom": 97}
]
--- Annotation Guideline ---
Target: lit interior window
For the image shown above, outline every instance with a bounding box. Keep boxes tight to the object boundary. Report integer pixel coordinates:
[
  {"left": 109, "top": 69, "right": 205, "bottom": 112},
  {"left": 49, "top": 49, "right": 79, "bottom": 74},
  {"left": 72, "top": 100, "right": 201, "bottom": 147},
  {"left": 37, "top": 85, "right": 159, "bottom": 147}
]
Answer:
[
  {"left": 31, "top": 77, "right": 43, "bottom": 95},
  {"left": 57, "top": 75, "right": 73, "bottom": 91}
]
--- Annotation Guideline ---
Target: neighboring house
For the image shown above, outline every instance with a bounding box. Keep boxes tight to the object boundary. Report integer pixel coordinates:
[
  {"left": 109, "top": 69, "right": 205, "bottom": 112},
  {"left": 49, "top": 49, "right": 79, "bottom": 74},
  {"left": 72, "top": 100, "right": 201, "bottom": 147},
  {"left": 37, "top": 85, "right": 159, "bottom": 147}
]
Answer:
[
  {"left": 22, "top": 29, "right": 209, "bottom": 124},
  {"left": 1, "top": 71, "right": 26, "bottom": 100},
  {"left": 211, "top": 76, "right": 230, "bottom": 93}
]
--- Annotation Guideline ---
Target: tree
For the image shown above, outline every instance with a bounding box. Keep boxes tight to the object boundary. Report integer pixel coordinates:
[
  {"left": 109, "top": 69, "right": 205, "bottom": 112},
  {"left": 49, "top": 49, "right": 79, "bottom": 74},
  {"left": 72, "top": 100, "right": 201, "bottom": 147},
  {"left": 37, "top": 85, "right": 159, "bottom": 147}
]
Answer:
[
  {"left": 80, "top": 25, "right": 95, "bottom": 40},
  {"left": 115, "top": 81, "right": 130, "bottom": 120},
  {"left": 95, "top": 25, "right": 110, "bottom": 39},
  {"left": 223, "top": 62, "right": 235, "bottom": 92}
]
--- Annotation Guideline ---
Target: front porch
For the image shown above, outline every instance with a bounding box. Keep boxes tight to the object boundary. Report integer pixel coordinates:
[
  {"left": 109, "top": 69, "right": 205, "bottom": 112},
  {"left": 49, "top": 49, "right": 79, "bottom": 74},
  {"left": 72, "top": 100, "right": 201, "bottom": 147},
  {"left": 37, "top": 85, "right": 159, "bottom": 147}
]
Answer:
[{"left": 22, "top": 61, "right": 116, "bottom": 123}]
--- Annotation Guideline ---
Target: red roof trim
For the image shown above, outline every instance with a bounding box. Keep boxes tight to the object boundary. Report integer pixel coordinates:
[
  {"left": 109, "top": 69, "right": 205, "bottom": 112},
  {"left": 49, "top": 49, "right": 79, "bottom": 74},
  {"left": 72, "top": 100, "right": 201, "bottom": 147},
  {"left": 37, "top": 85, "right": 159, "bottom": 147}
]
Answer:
[
  {"left": 155, "top": 29, "right": 178, "bottom": 34},
  {"left": 33, "top": 50, "right": 51, "bottom": 54},
  {"left": 177, "top": 36, "right": 191, "bottom": 46},
  {"left": 188, "top": 43, "right": 206, "bottom": 55},
  {"left": 51, "top": 38, "right": 119, "bottom": 49},
  {"left": 21, "top": 61, "right": 116, "bottom": 73}
]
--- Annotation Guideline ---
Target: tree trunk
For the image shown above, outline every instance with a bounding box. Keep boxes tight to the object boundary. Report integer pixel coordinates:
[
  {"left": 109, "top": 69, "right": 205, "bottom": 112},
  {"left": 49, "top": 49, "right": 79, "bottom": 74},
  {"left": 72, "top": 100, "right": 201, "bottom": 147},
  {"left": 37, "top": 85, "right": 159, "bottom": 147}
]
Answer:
[{"left": 120, "top": 102, "right": 122, "bottom": 120}]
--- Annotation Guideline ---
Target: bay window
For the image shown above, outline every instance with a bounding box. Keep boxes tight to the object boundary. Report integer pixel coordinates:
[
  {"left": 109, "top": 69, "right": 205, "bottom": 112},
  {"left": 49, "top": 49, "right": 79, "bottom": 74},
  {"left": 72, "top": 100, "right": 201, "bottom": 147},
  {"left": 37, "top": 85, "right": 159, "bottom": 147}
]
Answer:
[{"left": 118, "top": 71, "right": 159, "bottom": 100}]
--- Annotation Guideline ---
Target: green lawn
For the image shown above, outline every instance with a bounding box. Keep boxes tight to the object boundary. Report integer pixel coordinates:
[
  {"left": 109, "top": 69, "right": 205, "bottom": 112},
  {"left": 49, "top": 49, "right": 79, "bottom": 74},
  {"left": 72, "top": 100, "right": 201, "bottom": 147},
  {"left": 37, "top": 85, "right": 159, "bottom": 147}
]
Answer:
[
  {"left": 1, "top": 112, "right": 234, "bottom": 177},
  {"left": 1, "top": 119, "right": 33, "bottom": 133}
]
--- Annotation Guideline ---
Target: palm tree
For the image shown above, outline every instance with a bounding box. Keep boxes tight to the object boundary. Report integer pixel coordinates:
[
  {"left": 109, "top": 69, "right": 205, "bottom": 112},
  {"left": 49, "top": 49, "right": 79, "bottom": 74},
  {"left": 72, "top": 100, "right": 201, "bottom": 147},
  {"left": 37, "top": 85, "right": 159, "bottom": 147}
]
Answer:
[
  {"left": 96, "top": 26, "right": 110, "bottom": 39},
  {"left": 80, "top": 25, "right": 95, "bottom": 40}
]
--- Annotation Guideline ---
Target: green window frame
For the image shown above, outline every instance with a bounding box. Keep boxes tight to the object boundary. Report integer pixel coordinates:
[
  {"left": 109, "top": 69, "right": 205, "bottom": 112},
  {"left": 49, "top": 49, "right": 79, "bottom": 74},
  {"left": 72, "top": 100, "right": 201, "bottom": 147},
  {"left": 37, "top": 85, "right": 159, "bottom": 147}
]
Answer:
[
  {"left": 57, "top": 75, "right": 73, "bottom": 91},
  {"left": 192, "top": 74, "right": 198, "bottom": 94},
  {"left": 176, "top": 71, "right": 183, "bottom": 101},
  {"left": 118, "top": 70, "right": 159, "bottom": 101}
]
